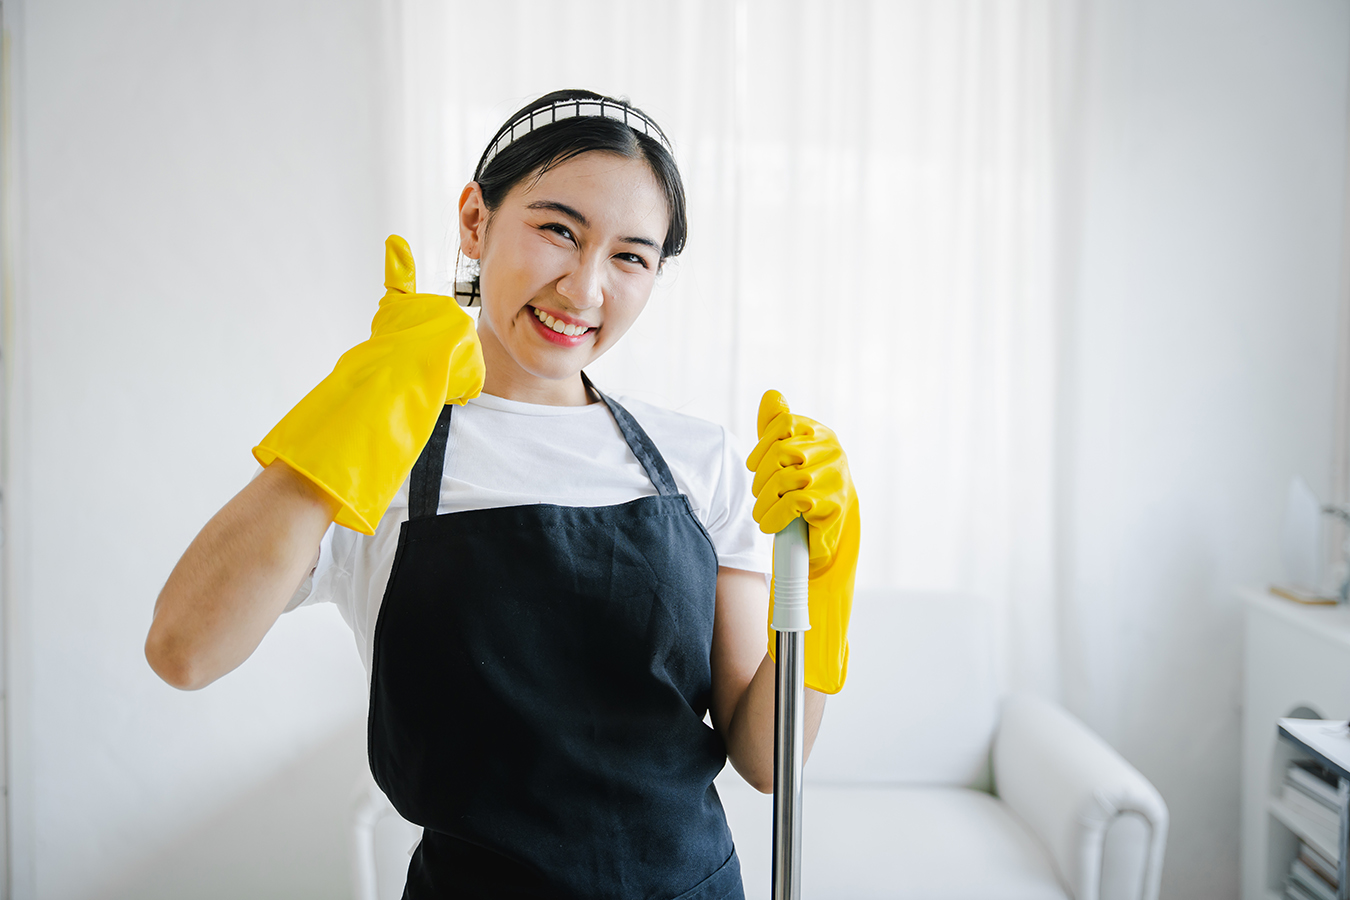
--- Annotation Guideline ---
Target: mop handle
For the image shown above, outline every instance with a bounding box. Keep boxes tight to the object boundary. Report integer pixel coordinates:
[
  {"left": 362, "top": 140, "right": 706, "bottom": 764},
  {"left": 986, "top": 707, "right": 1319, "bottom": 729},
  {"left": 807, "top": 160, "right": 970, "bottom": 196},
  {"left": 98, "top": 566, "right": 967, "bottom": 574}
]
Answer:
[{"left": 771, "top": 516, "right": 810, "bottom": 900}]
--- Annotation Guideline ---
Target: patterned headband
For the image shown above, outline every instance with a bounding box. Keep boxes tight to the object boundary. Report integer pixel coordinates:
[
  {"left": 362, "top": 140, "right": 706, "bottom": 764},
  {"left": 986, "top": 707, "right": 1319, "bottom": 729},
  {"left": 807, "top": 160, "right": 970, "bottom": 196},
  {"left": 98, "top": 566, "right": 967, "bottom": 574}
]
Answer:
[{"left": 477, "top": 97, "right": 673, "bottom": 174}]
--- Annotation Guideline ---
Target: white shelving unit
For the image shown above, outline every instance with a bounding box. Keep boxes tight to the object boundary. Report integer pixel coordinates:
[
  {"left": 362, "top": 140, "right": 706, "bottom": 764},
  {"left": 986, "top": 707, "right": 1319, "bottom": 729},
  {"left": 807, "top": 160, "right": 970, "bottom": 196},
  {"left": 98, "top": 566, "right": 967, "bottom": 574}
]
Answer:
[
  {"left": 1242, "top": 588, "right": 1350, "bottom": 900},
  {"left": 1274, "top": 719, "right": 1350, "bottom": 899}
]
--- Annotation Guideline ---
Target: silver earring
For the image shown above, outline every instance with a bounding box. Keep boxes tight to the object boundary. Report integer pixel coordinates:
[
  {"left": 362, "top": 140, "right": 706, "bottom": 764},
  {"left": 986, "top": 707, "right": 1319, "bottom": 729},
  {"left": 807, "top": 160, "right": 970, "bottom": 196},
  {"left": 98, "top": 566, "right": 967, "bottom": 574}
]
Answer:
[
  {"left": 454, "top": 277, "right": 481, "bottom": 308},
  {"left": 453, "top": 253, "right": 481, "bottom": 308}
]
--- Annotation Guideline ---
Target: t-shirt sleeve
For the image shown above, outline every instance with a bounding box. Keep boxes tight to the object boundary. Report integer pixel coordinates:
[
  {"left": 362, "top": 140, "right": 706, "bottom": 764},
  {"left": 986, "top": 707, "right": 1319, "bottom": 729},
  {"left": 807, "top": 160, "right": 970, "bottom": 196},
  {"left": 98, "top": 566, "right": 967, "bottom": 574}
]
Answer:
[
  {"left": 705, "top": 426, "right": 772, "bottom": 574},
  {"left": 284, "top": 522, "right": 336, "bottom": 611}
]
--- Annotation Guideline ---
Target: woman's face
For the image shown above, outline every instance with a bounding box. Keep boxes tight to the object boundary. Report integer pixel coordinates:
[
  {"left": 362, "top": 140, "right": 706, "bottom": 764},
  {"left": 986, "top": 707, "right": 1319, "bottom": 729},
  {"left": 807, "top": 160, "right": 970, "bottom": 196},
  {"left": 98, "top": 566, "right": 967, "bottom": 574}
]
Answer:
[{"left": 459, "top": 150, "right": 668, "bottom": 404}]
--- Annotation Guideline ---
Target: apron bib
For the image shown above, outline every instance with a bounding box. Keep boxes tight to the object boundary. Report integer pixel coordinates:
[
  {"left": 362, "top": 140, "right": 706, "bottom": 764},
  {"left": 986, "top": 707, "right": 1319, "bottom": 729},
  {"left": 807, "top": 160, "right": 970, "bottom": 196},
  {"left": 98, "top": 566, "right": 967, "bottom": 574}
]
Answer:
[{"left": 368, "top": 381, "right": 744, "bottom": 900}]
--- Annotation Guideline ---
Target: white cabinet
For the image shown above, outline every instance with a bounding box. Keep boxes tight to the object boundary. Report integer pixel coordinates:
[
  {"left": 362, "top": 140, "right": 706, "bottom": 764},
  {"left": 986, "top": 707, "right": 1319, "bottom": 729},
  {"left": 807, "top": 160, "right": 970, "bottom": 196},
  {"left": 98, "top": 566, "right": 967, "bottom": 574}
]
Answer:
[{"left": 1242, "top": 588, "right": 1350, "bottom": 900}]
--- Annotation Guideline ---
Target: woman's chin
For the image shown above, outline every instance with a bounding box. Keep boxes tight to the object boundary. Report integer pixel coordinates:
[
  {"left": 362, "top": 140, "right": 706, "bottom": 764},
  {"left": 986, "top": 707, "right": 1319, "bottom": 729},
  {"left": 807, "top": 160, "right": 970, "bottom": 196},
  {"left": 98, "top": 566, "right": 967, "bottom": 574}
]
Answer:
[
  {"left": 516, "top": 338, "right": 606, "bottom": 381},
  {"left": 525, "top": 357, "right": 593, "bottom": 384}
]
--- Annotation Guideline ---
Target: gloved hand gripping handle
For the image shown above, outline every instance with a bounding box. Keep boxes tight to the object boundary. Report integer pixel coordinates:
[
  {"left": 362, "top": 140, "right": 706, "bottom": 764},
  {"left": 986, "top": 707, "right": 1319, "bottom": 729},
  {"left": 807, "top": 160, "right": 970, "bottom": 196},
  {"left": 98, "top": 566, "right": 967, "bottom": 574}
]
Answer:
[{"left": 772, "top": 516, "right": 809, "bottom": 900}]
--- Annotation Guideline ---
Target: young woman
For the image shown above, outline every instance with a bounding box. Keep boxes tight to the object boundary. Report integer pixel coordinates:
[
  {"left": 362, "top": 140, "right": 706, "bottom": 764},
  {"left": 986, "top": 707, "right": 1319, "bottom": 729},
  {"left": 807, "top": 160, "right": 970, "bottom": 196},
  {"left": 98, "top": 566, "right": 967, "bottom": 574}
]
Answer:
[{"left": 146, "top": 90, "right": 859, "bottom": 900}]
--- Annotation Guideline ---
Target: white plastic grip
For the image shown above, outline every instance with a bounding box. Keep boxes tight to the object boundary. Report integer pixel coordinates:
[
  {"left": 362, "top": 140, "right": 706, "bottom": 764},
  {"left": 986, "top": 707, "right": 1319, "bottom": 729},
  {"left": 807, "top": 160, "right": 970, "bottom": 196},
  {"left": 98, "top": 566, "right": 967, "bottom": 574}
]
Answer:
[{"left": 771, "top": 517, "right": 811, "bottom": 633}]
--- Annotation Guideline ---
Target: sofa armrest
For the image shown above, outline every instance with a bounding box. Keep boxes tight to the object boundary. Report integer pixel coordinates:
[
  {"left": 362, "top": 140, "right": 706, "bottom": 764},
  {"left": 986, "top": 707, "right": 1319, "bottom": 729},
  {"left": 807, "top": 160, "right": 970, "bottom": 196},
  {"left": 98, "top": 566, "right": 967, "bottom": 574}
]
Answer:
[{"left": 993, "top": 693, "right": 1168, "bottom": 900}]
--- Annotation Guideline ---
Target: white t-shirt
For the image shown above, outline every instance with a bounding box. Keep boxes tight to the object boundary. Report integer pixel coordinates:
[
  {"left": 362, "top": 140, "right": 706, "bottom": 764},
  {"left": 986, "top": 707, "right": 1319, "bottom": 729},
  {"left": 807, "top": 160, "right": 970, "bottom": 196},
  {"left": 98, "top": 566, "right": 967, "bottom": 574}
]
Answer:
[{"left": 288, "top": 391, "right": 772, "bottom": 675}]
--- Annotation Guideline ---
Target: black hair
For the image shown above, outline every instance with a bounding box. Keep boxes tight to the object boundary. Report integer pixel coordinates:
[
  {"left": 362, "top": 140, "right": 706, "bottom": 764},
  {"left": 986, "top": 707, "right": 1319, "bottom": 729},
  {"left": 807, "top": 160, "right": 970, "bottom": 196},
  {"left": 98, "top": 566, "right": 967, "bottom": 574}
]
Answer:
[{"left": 472, "top": 89, "right": 687, "bottom": 261}]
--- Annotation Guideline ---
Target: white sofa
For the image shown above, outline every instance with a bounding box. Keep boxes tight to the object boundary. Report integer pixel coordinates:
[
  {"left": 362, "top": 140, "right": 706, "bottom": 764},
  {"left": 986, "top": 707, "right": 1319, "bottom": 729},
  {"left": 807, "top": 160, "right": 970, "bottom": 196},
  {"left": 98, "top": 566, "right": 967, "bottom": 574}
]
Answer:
[
  {"left": 352, "top": 590, "right": 1168, "bottom": 900},
  {"left": 718, "top": 590, "right": 1168, "bottom": 900}
]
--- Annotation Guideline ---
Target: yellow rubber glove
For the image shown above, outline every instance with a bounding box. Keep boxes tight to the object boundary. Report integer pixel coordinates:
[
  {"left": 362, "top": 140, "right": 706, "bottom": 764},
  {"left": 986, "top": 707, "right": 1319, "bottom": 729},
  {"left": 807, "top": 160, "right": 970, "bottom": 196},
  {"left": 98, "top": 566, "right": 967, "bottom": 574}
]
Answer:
[
  {"left": 253, "top": 235, "right": 484, "bottom": 534},
  {"left": 747, "top": 390, "right": 860, "bottom": 694}
]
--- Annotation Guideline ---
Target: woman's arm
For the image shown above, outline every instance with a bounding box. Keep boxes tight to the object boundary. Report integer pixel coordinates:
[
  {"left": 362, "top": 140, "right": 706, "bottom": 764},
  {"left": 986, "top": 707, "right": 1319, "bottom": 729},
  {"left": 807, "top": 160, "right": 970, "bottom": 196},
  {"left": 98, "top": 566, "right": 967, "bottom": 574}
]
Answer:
[
  {"left": 145, "top": 461, "right": 339, "bottom": 691},
  {"left": 149, "top": 238, "right": 478, "bottom": 692},
  {"left": 710, "top": 566, "right": 826, "bottom": 793}
]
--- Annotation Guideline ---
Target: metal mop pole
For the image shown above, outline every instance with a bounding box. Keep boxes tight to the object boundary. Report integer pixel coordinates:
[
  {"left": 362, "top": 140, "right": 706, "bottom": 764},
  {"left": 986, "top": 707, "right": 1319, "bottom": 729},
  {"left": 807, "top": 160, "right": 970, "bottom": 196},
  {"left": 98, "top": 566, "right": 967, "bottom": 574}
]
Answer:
[{"left": 772, "top": 517, "right": 810, "bottom": 900}]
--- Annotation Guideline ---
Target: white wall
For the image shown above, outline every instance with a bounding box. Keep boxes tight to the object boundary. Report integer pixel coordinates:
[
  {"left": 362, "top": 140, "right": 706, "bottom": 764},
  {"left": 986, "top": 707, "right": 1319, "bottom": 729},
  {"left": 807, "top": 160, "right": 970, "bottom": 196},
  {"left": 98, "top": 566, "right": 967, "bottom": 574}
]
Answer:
[
  {"left": 9, "top": 2, "right": 387, "bottom": 897},
  {"left": 1062, "top": 1, "right": 1350, "bottom": 897}
]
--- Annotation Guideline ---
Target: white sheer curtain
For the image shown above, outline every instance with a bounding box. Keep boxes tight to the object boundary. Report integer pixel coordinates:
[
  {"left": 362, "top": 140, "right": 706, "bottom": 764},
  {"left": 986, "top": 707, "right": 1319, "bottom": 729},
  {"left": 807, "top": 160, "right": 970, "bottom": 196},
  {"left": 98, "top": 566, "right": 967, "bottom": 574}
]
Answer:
[{"left": 386, "top": 0, "right": 1063, "bottom": 694}]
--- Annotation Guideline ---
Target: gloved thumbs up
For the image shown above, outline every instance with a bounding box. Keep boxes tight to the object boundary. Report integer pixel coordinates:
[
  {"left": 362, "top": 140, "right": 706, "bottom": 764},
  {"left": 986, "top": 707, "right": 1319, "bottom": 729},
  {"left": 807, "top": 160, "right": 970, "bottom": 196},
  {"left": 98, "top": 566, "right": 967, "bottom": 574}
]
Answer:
[
  {"left": 253, "top": 235, "right": 484, "bottom": 534},
  {"left": 384, "top": 234, "right": 417, "bottom": 295}
]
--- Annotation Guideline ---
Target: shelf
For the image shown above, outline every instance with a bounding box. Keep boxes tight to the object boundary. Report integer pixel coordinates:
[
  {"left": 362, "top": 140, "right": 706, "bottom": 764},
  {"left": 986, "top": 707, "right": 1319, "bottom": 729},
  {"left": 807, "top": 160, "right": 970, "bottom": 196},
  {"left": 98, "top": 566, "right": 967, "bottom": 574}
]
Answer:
[
  {"left": 1270, "top": 797, "right": 1341, "bottom": 865},
  {"left": 1280, "top": 720, "right": 1350, "bottom": 783},
  {"left": 1242, "top": 590, "right": 1350, "bottom": 900}
]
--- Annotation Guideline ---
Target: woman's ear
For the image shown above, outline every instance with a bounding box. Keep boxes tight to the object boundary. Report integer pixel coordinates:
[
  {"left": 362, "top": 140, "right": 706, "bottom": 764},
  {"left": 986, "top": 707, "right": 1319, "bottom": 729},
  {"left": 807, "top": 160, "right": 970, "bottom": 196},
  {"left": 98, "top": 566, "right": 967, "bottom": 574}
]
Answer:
[{"left": 458, "top": 182, "right": 487, "bottom": 260}]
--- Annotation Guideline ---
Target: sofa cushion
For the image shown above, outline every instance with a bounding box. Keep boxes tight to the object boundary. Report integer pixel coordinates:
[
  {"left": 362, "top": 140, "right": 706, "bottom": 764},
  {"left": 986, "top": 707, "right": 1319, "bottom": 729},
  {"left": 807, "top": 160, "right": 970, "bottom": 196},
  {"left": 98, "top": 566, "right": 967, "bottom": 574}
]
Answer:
[
  {"left": 716, "top": 776, "right": 1068, "bottom": 900},
  {"left": 804, "top": 590, "right": 1001, "bottom": 787}
]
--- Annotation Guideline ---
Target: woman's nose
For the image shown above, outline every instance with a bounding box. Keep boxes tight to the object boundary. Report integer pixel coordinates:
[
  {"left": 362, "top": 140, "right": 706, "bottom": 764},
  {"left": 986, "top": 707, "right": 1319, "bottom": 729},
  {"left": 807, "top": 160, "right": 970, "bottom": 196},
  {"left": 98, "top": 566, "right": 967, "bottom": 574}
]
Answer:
[{"left": 557, "top": 255, "right": 605, "bottom": 309}]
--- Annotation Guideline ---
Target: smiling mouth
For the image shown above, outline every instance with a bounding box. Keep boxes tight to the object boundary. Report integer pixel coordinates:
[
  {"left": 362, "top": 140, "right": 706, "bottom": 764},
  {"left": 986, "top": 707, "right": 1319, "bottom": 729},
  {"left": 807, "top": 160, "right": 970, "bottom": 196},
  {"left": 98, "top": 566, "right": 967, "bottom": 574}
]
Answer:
[{"left": 532, "top": 306, "right": 594, "bottom": 337}]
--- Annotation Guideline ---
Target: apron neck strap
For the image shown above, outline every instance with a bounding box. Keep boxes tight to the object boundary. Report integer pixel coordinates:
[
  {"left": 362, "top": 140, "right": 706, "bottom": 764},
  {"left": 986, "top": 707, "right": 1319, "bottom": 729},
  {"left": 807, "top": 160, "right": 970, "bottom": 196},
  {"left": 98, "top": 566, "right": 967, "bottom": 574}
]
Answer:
[
  {"left": 409, "top": 403, "right": 455, "bottom": 520},
  {"left": 407, "top": 373, "right": 681, "bottom": 521},
  {"left": 581, "top": 371, "right": 680, "bottom": 499}
]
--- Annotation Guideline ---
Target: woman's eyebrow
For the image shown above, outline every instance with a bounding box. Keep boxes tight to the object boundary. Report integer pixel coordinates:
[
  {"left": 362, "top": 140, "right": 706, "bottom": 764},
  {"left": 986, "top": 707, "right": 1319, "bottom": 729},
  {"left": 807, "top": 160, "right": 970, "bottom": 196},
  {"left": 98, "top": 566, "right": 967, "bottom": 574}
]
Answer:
[
  {"left": 527, "top": 199, "right": 661, "bottom": 252},
  {"left": 619, "top": 235, "right": 661, "bottom": 252},
  {"left": 527, "top": 199, "right": 589, "bottom": 227}
]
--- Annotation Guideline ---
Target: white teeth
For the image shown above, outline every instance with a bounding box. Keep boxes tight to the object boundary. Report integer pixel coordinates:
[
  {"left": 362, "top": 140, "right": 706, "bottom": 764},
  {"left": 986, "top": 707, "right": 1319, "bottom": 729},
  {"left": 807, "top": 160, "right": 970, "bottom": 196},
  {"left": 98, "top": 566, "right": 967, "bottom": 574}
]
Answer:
[{"left": 533, "top": 307, "right": 589, "bottom": 337}]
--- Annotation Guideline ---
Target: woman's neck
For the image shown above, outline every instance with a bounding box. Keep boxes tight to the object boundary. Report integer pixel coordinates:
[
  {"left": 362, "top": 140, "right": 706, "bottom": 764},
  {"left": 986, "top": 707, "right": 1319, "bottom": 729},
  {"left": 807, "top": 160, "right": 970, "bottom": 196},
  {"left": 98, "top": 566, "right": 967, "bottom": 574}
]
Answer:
[
  {"left": 479, "top": 371, "right": 591, "bottom": 406},
  {"left": 477, "top": 345, "right": 592, "bottom": 407}
]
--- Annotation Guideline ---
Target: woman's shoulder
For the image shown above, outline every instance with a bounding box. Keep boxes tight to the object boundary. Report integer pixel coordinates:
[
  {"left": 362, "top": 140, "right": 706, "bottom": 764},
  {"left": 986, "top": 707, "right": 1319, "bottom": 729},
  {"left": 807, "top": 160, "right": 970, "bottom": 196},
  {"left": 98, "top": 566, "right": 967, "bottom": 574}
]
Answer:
[
  {"left": 611, "top": 394, "right": 765, "bottom": 563},
  {"left": 609, "top": 395, "right": 756, "bottom": 493},
  {"left": 612, "top": 396, "right": 734, "bottom": 453}
]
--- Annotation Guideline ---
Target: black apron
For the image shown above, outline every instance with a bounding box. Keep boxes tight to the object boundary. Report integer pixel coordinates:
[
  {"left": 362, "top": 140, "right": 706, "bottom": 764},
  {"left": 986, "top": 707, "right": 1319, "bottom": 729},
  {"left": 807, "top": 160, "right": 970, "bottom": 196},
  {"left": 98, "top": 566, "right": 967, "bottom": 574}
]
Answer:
[{"left": 368, "top": 381, "right": 744, "bottom": 900}]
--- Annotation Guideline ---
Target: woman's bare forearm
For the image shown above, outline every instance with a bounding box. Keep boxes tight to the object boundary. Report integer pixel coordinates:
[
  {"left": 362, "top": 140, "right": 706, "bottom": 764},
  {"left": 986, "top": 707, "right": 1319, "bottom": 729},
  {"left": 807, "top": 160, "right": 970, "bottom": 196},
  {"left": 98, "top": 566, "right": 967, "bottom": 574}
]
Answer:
[
  {"left": 710, "top": 567, "right": 826, "bottom": 793},
  {"left": 145, "top": 461, "right": 338, "bottom": 690},
  {"left": 723, "top": 655, "right": 826, "bottom": 793}
]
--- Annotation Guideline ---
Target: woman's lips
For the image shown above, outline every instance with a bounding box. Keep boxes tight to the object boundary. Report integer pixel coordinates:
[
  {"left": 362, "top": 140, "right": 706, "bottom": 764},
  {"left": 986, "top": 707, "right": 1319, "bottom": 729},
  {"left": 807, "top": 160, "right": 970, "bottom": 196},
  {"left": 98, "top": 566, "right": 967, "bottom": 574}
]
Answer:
[{"left": 528, "top": 306, "right": 595, "bottom": 347}]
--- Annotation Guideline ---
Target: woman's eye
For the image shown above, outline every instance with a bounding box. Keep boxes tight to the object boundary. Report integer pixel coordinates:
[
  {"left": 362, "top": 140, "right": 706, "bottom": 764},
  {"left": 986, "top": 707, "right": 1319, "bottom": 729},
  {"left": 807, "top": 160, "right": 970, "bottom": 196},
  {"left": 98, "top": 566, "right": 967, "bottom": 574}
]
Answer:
[
  {"left": 542, "top": 223, "right": 575, "bottom": 243},
  {"left": 616, "top": 252, "right": 650, "bottom": 269}
]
